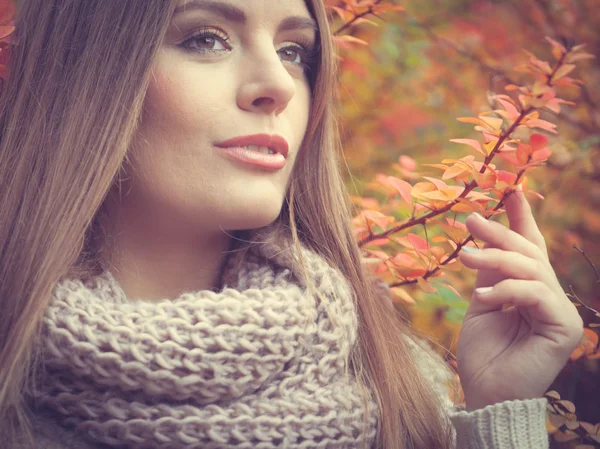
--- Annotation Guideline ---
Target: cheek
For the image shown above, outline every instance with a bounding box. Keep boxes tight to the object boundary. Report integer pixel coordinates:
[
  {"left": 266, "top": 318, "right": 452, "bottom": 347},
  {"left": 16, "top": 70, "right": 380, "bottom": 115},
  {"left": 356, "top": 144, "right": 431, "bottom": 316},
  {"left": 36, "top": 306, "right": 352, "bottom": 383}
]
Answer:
[
  {"left": 294, "top": 83, "right": 312, "bottom": 146},
  {"left": 142, "top": 67, "right": 199, "bottom": 133},
  {"left": 141, "top": 55, "right": 227, "bottom": 135}
]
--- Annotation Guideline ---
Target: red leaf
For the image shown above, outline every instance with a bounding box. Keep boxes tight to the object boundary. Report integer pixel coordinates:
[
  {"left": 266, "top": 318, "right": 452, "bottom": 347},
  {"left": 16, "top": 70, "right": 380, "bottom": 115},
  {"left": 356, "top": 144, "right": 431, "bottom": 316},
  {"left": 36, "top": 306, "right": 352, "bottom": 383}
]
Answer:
[
  {"left": 497, "top": 170, "right": 518, "bottom": 185},
  {"left": 530, "top": 133, "right": 549, "bottom": 151},
  {"left": 531, "top": 147, "right": 552, "bottom": 161}
]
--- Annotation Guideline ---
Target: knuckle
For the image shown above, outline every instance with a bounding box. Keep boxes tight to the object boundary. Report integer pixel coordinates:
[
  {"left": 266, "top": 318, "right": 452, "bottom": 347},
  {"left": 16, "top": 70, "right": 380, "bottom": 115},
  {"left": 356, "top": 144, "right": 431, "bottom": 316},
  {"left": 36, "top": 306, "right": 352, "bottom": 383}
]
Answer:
[
  {"left": 534, "top": 258, "right": 548, "bottom": 273},
  {"left": 531, "top": 245, "right": 545, "bottom": 261}
]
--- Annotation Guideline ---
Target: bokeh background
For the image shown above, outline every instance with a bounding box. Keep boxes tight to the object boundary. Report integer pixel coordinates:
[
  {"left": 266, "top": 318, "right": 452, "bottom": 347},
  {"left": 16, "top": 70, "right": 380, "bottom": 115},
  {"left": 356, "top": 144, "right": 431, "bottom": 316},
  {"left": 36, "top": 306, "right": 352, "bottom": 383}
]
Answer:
[{"left": 327, "top": 0, "right": 599, "bottom": 445}]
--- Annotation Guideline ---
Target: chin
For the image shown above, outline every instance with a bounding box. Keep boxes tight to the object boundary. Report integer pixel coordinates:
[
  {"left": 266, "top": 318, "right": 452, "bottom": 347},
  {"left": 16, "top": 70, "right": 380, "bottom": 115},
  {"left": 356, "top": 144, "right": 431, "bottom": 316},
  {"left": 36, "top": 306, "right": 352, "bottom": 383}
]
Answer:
[{"left": 222, "top": 202, "right": 285, "bottom": 232}]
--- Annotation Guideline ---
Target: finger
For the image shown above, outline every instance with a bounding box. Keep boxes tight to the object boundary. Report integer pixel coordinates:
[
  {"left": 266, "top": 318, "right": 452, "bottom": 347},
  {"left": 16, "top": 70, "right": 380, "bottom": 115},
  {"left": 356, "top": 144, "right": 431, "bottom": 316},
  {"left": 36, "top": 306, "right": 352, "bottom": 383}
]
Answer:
[
  {"left": 466, "top": 279, "right": 547, "bottom": 315},
  {"left": 459, "top": 247, "right": 554, "bottom": 285},
  {"left": 504, "top": 186, "right": 549, "bottom": 260},
  {"left": 468, "top": 279, "right": 583, "bottom": 341},
  {"left": 465, "top": 212, "right": 547, "bottom": 262}
]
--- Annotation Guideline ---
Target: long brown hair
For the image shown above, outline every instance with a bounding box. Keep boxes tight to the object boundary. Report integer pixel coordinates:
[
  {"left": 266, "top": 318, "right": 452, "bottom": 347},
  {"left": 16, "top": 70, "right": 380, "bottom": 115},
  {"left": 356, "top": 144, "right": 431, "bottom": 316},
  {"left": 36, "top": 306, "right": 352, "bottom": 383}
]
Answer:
[{"left": 0, "top": 1, "right": 458, "bottom": 448}]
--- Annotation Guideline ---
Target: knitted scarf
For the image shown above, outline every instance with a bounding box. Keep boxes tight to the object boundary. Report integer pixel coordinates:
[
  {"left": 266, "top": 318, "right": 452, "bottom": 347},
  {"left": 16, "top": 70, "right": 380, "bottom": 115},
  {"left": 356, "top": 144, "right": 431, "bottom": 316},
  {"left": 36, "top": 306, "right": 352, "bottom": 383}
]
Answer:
[{"left": 30, "top": 224, "right": 380, "bottom": 449}]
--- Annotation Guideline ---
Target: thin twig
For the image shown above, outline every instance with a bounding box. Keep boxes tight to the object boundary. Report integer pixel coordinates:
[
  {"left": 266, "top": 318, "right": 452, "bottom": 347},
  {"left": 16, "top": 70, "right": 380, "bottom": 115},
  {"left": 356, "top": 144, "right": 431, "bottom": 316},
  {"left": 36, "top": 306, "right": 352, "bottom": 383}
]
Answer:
[
  {"left": 568, "top": 285, "right": 599, "bottom": 317},
  {"left": 573, "top": 244, "right": 600, "bottom": 282},
  {"left": 332, "top": 0, "right": 385, "bottom": 36},
  {"left": 369, "top": 49, "right": 573, "bottom": 286},
  {"left": 406, "top": 12, "right": 596, "bottom": 133}
]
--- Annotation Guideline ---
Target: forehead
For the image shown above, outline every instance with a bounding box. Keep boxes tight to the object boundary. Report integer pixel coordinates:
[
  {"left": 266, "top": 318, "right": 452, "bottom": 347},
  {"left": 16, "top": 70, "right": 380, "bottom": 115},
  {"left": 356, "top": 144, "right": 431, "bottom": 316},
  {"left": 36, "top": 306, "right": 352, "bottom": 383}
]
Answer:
[{"left": 174, "top": 0, "right": 314, "bottom": 19}]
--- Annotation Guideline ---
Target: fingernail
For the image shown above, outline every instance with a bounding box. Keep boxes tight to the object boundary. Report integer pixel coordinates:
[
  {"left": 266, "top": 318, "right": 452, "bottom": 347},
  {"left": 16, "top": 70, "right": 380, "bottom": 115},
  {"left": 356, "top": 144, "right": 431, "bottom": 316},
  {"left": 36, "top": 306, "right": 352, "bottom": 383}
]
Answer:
[
  {"left": 461, "top": 246, "right": 482, "bottom": 253},
  {"left": 475, "top": 286, "right": 493, "bottom": 294},
  {"left": 471, "top": 212, "right": 486, "bottom": 222},
  {"left": 516, "top": 183, "right": 523, "bottom": 191}
]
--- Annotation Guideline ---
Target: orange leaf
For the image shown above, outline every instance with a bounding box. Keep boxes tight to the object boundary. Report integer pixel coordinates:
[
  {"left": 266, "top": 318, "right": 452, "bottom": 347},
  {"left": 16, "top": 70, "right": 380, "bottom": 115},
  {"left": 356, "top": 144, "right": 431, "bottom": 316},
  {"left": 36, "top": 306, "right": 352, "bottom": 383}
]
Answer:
[
  {"left": 422, "top": 163, "right": 449, "bottom": 171},
  {"left": 387, "top": 176, "right": 413, "bottom": 205},
  {"left": 445, "top": 217, "right": 467, "bottom": 231},
  {"left": 552, "top": 64, "right": 576, "bottom": 83},
  {"left": 496, "top": 151, "right": 521, "bottom": 166},
  {"left": 362, "top": 210, "right": 394, "bottom": 231},
  {"left": 333, "top": 35, "right": 369, "bottom": 50},
  {"left": 450, "top": 138, "right": 485, "bottom": 156},
  {"left": 352, "top": 17, "right": 380, "bottom": 27},
  {"left": 407, "top": 233, "right": 429, "bottom": 251},
  {"left": 516, "top": 143, "right": 532, "bottom": 165},
  {"left": 389, "top": 252, "right": 419, "bottom": 267},
  {"left": 570, "top": 328, "right": 599, "bottom": 361},
  {"left": 442, "top": 164, "right": 469, "bottom": 180},
  {"left": 545, "top": 36, "right": 566, "bottom": 57},
  {"left": 328, "top": 5, "right": 354, "bottom": 22},
  {"left": 479, "top": 114, "right": 504, "bottom": 130},
  {"left": 473, "top": 171, "right": 498, "bottom": 190},
  {"left": 495, "top": 97, "right": 521, "bottom": 121},
  {"left": 566, "top": 52, "right": 595, "bottom": 63},
  {"left": 417, "top": 276, "right": 437, "bottom": 294},
  {"left": 497, "top": 170, "right": 518, "bottom": 185},
  {"left": 450, "top": 198, "right": 484, "bottom": 213},
  {"left": 411, "top": 182, "right": 436, "bottom": 198},
  {"left": 526, "top": 119, "right": 558, "bottom": 134},
  {"left": 373, "top": 4, "right": 405, "bottom": 12},
  {"left": 531, "top": 147, "right": 552, "bottom": 162},
  {"left": 421, "top": 176, "right": 450, "bottom": 190}
]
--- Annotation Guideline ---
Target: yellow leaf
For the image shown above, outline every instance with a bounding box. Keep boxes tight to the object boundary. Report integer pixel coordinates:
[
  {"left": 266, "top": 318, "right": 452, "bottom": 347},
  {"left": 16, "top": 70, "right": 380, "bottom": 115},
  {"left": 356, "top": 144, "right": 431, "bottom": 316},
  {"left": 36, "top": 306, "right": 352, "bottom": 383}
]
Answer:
[
  {"left": 552, "top": 64, "right": 576, "bottom": 82},
  {"left": 450, "top": 198, "right": 484, "bottom": 213},
  {"left": 422, "top": 163, "right": 449, "bottom": 171},
  {"left": 566, "top": 52, "right": 595, "bottom": 63},
  {"left": 362, "top": 210, "right": 394, "bottom": 230},
  {"left": 442, "top": 164, "right": 469, "bottom": 180},
  {"left": 390, "top": 287, "right": 417, "bottom": 306},
  {"left": 417, "top": 276, "right": 437, "bottom": 294},
  {"left": 479, "top": 115, "right": 504, "bottom": 131}
]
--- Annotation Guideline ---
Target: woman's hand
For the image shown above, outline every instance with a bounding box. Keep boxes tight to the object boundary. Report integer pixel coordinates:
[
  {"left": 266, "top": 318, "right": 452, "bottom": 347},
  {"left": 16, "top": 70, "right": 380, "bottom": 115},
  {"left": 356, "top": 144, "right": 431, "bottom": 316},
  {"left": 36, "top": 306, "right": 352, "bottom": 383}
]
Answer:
[{"left": 456, "top": 186, "right": 584, "bottom": 411}]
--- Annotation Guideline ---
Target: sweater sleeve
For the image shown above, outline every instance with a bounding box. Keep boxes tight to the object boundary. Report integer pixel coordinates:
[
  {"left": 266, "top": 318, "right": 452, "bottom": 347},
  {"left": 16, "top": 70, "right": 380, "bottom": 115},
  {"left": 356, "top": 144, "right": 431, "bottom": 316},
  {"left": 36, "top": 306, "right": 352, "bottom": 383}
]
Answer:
[
  {"left": 370, "top": 275, "right": 550, "bottom": 449},
  {"left": 402, "top": 334, "right": 550, "bottom": 449},
  {"left": 447, "top": 398, "right": 549, "bottom": 448}
]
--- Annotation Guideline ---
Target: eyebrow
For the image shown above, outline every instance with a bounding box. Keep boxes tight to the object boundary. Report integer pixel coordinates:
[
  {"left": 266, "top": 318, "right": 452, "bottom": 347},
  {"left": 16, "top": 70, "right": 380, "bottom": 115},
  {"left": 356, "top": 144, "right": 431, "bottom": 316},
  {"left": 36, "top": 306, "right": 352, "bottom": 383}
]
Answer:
[{"left": 173, "top": 0, "right": 319, "bottom": 34}]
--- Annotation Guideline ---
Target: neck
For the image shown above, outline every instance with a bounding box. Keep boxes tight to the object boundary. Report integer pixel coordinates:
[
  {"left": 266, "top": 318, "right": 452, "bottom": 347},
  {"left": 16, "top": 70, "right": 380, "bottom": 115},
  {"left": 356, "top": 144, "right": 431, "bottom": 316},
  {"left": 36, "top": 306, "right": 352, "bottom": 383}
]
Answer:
[{"left": 97, "top": 193, "right": 234, "bottom": 302}]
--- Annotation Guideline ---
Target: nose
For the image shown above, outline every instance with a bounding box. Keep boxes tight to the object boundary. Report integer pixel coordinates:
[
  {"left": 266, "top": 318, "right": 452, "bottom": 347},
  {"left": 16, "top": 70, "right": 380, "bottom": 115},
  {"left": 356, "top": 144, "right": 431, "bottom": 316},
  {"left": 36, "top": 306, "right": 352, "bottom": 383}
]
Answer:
[{"left": 236, "top": 42, "right": 297, "bottom": 116}]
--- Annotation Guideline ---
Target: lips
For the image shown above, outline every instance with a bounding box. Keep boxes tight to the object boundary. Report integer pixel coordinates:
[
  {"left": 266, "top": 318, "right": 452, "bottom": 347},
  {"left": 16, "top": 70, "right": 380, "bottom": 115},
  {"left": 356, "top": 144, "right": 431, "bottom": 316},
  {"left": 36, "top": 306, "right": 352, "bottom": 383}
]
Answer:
[{"left": 215, "top": 134, "right": 289, "bottom": 158}]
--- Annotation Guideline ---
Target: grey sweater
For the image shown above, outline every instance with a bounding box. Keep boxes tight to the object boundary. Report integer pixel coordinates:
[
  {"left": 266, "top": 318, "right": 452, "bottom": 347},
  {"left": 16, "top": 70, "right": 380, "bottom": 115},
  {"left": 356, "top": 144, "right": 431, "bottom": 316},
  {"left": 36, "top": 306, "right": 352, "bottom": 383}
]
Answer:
[{"left": 14, "top": 377, "right": 550, "bottom": 448}]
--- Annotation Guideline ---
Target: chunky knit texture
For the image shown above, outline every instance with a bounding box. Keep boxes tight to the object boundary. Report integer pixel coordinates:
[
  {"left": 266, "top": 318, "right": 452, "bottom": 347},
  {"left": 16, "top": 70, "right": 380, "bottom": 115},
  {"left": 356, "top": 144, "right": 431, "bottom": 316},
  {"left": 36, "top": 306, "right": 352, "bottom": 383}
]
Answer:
[
  {"left": 24, "top": 224, "right": 551, "bottom": 449},
  {"left": 31, "top": 225, "right": 379, "bottom": 449}
]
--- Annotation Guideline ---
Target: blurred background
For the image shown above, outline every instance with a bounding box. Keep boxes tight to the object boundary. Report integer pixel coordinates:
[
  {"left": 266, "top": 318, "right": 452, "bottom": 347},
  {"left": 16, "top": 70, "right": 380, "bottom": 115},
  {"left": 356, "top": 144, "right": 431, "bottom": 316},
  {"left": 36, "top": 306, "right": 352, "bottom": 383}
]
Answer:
[{"left": 327, "top": 0, "right": 600, "bottom": 443}]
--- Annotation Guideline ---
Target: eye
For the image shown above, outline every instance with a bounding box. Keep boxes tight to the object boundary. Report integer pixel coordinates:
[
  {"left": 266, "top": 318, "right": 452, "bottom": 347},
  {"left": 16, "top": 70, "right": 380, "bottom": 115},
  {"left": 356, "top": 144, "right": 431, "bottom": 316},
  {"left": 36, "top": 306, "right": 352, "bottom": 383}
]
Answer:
[
  {"left": 278, "top": 43, "right": 318, "bottom": 72},
  {"left": 278, "top": 46, "right": 303, "bottom": 64},
  {"left": 180, "top": 27, "right": 232, "bottom": 54}
]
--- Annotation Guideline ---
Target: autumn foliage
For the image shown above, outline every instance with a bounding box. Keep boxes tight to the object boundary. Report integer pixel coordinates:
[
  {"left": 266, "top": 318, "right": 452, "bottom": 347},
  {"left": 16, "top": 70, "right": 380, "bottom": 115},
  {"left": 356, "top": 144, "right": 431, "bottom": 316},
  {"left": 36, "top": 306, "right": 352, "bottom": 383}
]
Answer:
[
  {"left": 0, "top": 0, "right": 598, "bottom": 446},
  {"left": 326, "top": 0, "right": 599, "bottom": 447},
  {"left": 0, "top": 0, "right": 14, "bottom": 80}
]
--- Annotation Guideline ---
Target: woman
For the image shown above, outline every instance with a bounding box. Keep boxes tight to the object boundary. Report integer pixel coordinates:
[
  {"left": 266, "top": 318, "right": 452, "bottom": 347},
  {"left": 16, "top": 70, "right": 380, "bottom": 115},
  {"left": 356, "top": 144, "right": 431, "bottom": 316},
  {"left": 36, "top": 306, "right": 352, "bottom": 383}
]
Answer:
[{"left": 0, "top": 0, "right": 583, "bottom": 448}]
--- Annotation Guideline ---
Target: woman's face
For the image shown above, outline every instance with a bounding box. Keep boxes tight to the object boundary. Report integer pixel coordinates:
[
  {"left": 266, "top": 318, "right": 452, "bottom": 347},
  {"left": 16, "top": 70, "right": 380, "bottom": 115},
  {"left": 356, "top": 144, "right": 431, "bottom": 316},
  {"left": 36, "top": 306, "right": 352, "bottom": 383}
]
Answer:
[{"left": 121, "top": 0, "right": 316, "bottom": 234}]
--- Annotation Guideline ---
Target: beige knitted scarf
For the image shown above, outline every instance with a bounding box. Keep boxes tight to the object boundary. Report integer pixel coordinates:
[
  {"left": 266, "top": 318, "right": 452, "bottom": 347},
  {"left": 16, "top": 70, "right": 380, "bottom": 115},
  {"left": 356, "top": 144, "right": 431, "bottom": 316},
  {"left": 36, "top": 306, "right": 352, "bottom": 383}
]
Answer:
[{"left": 30, "top": 225, "right": 379, "bottom": 449}]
